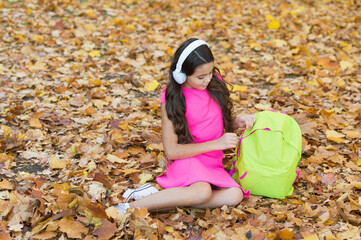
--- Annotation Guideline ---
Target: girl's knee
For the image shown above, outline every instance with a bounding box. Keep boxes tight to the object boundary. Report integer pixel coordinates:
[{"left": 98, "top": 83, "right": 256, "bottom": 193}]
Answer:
[
  {"left": 226, "top": 187, "right": 244, "bottom": 207},
  {"left": 188, "top": 182, "right": 212, "bottom": 205}
]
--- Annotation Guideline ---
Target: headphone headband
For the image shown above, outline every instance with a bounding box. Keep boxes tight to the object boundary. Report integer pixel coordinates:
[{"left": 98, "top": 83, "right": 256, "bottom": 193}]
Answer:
[{"left": 174, "top": 40, "right": 209, "bottom": 73}]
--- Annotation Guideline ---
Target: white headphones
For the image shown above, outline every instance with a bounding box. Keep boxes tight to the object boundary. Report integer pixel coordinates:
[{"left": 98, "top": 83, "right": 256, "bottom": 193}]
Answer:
[{"left": 172, "top": 40, "right": 209, "bottom": 84}]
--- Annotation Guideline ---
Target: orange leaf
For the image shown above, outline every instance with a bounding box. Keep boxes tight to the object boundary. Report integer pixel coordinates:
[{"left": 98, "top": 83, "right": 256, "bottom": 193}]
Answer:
[
  {"left": 88, "top": 203, "right": 108, "bottom": 219},
  {"left": 0, "top": 179, "right": 13, "bottom": 190},
  {"left": 112, "top": 152, "right": 129, "bottom": 159},
  {"left": 32, "top": 231, "right": 58, "bottom": 240},
  {"left": 133, "top": 207, "right": 149, "bottom": 218},
  {"left": 301, "top": 232, "right": 320, "bottom": 240},
  {"left": 109, "top": 129, "right": 127, "bottom": 144},
  {"left": 0, "top": 153, "right": 12, "bottom": 163},
  {"left": 29, "top": 112, "right": 43, "bottom": 129},
  {"left": 317, "top": 58, "right": 339, "bottom": 70},
  {"left": 278, "top": 229, "right": 294, "bottom": 240},
  {"left": 59, "top": 217, "right": 88, "bottom": 239},
  {"left": 0, "top": 221, "right": 12, "bottom": 240}
]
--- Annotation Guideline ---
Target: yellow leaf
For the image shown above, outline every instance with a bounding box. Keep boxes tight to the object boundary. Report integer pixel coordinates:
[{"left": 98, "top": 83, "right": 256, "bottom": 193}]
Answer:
[
  {"left": 230, "top": 93, "right": 240, "bottom": 102},
  {"left": 232, "top": 85, "right": 247, "bottom": 92},
  {"left": 340, "top": 60, "right": 354, "bottom": 71},
  {"left": 357, "top": 159, "right": 361, "bottom": 166},
  {"left": 68, "top": 198, "right": 78, "bottom": 209},
  {"left": 28, "top": 60, "right": 47, "bottom": 71},
  {"left": 89, "top": 50, "right": 101, "bottom": 57},
  {"left": 66, "top": 145, "right": 77, "bottom": 155},
  {"left": 278, "top": 229, "right": 294, "bottom": 240},
  {"left": 301, "top": 231, "right": 319, "bottom": 240},
  {"left": 121, "top": 38, "right": 129, "bottom": 43},
  {"left": 106, "top": 154, "right": 127, "bottom": 164},
  {"left": 126, "top": 24, "right": 135, "bottom": 31},
  {"left": 268, "top": 20, "right": 280, "bottom": 29},
  {"left": 113, "top": 18, "right": 124, "bottom": 25},
  {"left": 109, "top": 129, "right": 126, "bottom": 144},
  {"left": 326, "top": 130, "right": 345, "bottom": 143},
  {"left": 31, "top": 35, "right": 44, "bottom": 44},
  {"left": 273, "top": 39, "right": 287, "bottom": 47},
  {"left": 342, "top": 130, "right": 361, "bottom": 139},
  {"left": 255, "top": 103, "right": 272, "bottom": 111},
  {"left": 49, "top": 155, "right": 67, "bottom": 169},
  {"left": 145, "top": 80, "right": 159, "bottom": 92},
  {"left": 118, "top": 121, "right": 129, "bottom": 130},
  {"left": 105, "top": 206, "right": 119, "bottom": 219},
  {"left": 250, "top": 42, "right": 262, "bottom": 50},
  {"left": 120, "top": 169, "right": 139, "bottom": 176},
  {"left": 139, "top": 173, "right": 153, "bottom": 185},
  {"left": 164, "top": 226, "right": 174, "bottom": 233},
  {"left": 92, "top": 99, "right": 108, "bottom": 109},
  {"left": 305, "top": 59, "right": 312, "bottom": 68},
  {"left": 166, "top": 48, "right": 173, "bottom": 55},
  {"left": 89, "top": 78, "right": 102, "bottom": 86},
  {"left": 1, "top": 125, "right": 11, "bottom": 138},
  {"left": 290, "top": 199, "right": 304, "bottom": 205},
  {"left": 320, "top": 109, "right": 335, "bottom": 118},
  {"left": 0, "top": 153, "right": 12, "bottom": 163},
  {"left": 327, "top": 136, "right": 345, "bottom": 143},
  {"left": 265, "top": 14, "right": 274, "bottom": 21},
  {"left": 0, "top": 179, "right": 13, "bottom": 190},
  {"left": 220, "top": 41, "right": 231, "bottom": 49}
]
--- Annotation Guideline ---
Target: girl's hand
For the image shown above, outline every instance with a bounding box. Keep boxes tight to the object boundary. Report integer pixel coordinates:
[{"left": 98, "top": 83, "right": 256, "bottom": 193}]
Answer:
[
  {"left": 215, "top": 132, "right": 238, "bottom": 150},
  {"left": 234, "top": 114, "right": 255, "bottom": 130}
]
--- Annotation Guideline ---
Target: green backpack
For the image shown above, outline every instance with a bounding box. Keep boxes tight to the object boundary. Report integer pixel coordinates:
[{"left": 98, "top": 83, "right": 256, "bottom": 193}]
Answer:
[{"left": 229, "top": 110, "right": 302, "bottom": 199}]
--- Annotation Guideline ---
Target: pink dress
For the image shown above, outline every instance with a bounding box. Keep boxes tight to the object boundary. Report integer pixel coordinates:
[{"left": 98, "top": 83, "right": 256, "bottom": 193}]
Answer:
[{"left": 156, "top": 87, "right": 250, "bottom": 197}]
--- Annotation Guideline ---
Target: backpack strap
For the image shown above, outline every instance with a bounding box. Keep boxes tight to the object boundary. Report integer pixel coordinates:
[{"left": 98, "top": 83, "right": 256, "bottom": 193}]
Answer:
[{"left": 237, "top": 128, "right": 271, "bottom": 156}]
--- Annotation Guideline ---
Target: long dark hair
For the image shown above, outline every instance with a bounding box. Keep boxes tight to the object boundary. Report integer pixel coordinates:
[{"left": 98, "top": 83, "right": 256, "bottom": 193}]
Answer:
[{"left": 165, "top": 38, "right": 234, "bottom": 144}]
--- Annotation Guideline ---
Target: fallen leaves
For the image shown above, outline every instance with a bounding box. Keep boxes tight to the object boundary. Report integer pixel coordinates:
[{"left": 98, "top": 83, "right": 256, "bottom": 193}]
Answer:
[
  {"left": 49, "top": 155, "right": 67, "bottom": 169},
  {"left": 59, "top": 217, "right": 89, "bottom": 239},
  {"left": 0, "top": 0, "right": 360, "bottom": 239},
  {"left": 93, "top": 219, "right": 116, "bottom": 240}
]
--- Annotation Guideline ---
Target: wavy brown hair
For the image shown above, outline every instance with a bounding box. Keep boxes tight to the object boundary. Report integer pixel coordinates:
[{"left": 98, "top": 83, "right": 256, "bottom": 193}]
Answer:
[{"left": 165, "top": 38, "right": 234, "bottom": 144}]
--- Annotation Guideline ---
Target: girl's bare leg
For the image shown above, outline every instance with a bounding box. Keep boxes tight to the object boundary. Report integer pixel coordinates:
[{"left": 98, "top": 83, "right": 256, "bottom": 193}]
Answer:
[
  {"left": 129, "top": 182, "right": 212, "bottom": 211},
  {"left": 193, "top": 187, "right": 243, "bottom": 209},
  {"left": 129, "top": 183, "right": 243, "bottom": 212}
]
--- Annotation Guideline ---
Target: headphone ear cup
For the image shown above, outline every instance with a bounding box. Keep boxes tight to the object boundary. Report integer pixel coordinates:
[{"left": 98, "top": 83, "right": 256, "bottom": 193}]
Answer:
[{"left": 172, "top": 71, "right": 187, "bottom": 84}]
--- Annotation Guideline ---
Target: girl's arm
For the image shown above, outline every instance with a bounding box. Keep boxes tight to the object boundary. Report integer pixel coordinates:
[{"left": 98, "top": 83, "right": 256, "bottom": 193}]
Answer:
[{"left": 161, "top": 104, "right": 238, "bottom": 160}]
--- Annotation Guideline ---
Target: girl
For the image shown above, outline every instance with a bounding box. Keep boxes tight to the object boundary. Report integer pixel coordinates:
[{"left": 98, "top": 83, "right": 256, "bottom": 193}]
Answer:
[{"left": 116, "top": 38, "right": 255, "bottom": 213}]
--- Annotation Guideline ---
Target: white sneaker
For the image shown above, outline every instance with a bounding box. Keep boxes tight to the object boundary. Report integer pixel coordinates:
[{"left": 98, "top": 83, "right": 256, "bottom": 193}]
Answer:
[
  {"left": 122, "top": 183, "right": 159, "bottom": 202},
  {"left": 114, "top": 202, "right": 130, "bottom": 213}
]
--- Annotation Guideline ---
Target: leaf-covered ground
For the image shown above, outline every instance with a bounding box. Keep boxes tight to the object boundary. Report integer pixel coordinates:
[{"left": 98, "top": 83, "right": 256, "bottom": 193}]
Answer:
[{"left": 0, "top": 0, "right": 360, "bottom": 239}]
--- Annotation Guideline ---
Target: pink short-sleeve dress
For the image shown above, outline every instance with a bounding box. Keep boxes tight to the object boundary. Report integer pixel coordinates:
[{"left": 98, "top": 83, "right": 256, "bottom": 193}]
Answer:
[{"left": 156, "top": 87, "right": 250, "bottom": 197}]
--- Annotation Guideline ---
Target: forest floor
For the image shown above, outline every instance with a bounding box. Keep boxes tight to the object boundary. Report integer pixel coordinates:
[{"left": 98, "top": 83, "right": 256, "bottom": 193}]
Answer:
[{"left": 0, "top": 0, "right": 360, "bottom": 239}]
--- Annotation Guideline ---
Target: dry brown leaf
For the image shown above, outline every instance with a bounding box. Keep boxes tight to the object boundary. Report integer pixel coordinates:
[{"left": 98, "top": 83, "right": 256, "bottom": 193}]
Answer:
[
  {"left": 0, "top": 221, "right": 12, "bottom": 240},
  {"left": 0, "top": 180, "right": 13, "bottom": 190},
  {"left": 93, "top": 219, "right": 117, "bottom": 240},
  {"left": 32, "top": 231, "right": 58, "bottom": 240},
  {"left": 59, "top": 217, "right": 88, "bottom": 239}
]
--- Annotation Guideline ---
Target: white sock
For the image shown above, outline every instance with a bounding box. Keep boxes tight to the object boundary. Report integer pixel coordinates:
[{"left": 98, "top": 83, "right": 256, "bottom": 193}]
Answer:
[{"left": 114, "top": 202, "right": 130, "bottom": 213}]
